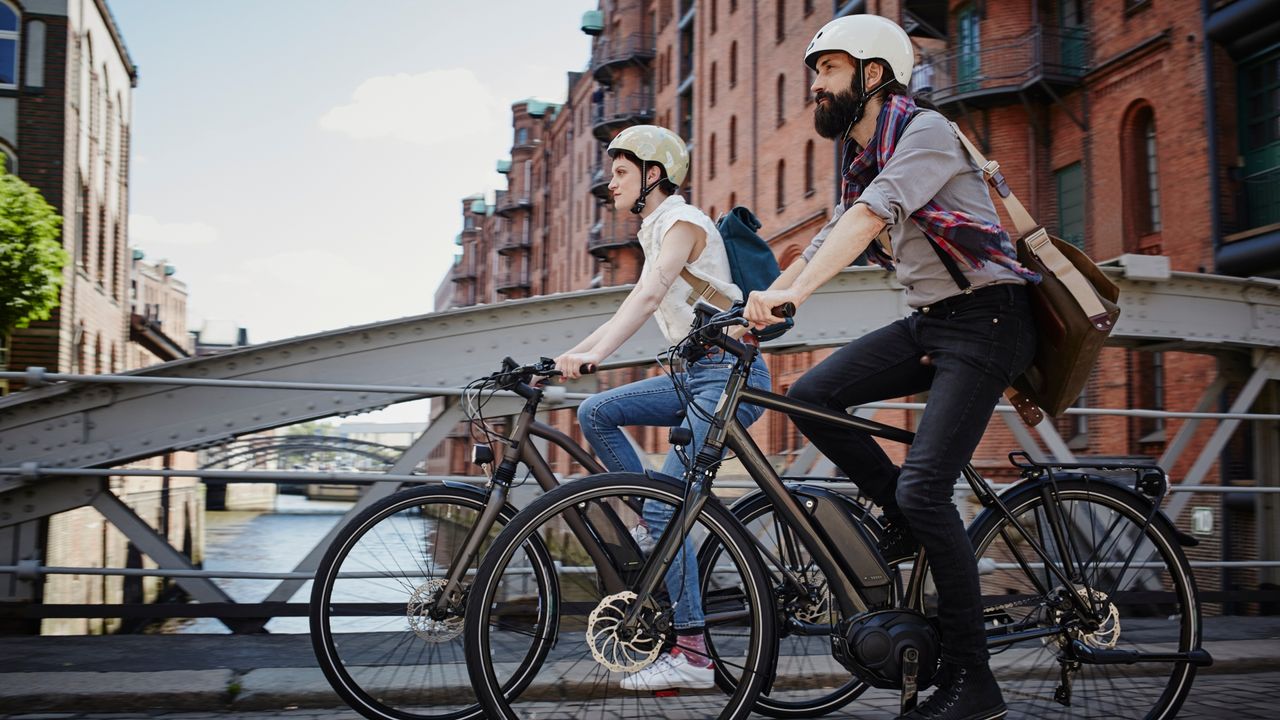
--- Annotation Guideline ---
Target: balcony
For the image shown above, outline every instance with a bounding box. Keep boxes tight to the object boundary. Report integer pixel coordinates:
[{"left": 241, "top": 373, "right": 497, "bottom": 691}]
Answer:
[
  {"left": 591, "top": 92, "right": 656, "bottom": 142},
  {"left": 591, "top": 33, "right": 656, "bottom": 85},
  {"left": 588, "top": 160, "right": 611, "bottom": 201},
  {"left": 450, "top": 255, "right": 477, "bottom": 283},
  {"left": 495, "top": 264, "right": 532, "bottom": 293},
  {"left": 913, "top": 25, "right": 1089, "bottom": 108},
  {"left": 496, "top": 229, "right": 532, "bottom": 254},
  {"left": 587, "top": 214, "right": 642, "bottom": 258},
  {"left": 495, "top": 189, "right": 532, "bottom": 217}
]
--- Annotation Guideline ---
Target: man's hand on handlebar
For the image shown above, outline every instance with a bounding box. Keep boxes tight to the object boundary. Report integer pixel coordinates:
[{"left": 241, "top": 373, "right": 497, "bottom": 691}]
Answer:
[
  {"left": 553, "top": 351, "right": 601, "bottom": 380},
  {"left": 744, "top": 289, "right": 799, "bottom": 330}
]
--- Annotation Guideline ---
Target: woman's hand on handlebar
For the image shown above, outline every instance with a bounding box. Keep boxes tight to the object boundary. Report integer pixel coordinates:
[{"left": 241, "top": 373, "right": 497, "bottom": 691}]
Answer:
[
  {"left": 743, "top": 289, "right": 799, "bottom": 330},
  {"left": 554, "top": 351, "right": 601, "bottom": 380}
]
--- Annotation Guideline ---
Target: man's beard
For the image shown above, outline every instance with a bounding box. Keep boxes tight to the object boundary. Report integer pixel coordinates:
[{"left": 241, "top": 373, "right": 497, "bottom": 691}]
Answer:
[{"left": 813, "top": 86, "right": 864, "bottom": 140}]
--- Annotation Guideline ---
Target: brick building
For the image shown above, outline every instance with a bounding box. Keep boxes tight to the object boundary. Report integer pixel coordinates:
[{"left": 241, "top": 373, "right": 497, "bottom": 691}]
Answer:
[
  {"left": 3, "top": 0, "right": 136, "bottom": 384},
  {"left": 431, "top": 1, "right": 1275, "bottom": 601}
]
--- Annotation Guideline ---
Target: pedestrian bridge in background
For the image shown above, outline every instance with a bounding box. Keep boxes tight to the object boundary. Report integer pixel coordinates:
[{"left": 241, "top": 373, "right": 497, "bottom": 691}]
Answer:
[{"left": 1, "top": 257, "right": 1278, "bottom": 628}]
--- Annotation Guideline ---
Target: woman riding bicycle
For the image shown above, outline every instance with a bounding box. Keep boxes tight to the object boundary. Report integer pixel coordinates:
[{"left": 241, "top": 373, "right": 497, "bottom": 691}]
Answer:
[{"left": 554, "top": 124, "right": 771, "bottom": 692}]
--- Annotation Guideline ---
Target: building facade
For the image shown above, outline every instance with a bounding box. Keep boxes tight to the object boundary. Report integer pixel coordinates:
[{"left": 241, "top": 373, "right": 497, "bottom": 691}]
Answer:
[{"left": 431, "top": 0, "right": 1275, "bottom": 608}]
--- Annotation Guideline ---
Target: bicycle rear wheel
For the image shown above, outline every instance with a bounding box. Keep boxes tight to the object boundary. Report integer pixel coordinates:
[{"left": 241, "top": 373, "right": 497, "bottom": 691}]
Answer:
[
  {"left": 310, "top": 484, "right": 556, "bottom": 720},
  {"left": 965, "top": 477, "right": 1200, "bottom": 720},
  {"left": 464, "top": 472, "right": 776, "bottom": 720}
]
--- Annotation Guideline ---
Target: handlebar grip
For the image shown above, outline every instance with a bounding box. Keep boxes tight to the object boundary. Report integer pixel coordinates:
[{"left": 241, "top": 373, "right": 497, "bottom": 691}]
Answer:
[
  {"left": 771, "top": 302, "right": 796, "bottom": 319},
  {"left": 578, "top": 364, "right": 597, "bottom": 375}
]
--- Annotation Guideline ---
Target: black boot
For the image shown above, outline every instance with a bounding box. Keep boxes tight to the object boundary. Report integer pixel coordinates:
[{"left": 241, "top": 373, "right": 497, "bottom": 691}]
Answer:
[
  {"left": 877, "top": 519, "right": 920, "bottom": 565},
  {"left": 900, "top": 662, "right": 1006, "bottom": 720}
]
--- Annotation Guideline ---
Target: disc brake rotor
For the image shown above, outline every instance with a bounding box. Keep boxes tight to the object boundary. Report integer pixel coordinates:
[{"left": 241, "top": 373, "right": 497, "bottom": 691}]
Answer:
[
  {"left": 1045, "top": 587, "right": 1121, "bottom": 651},
  {"left": 406, "top": 578, "right": 464, "bottom": 643},
  {"left": 585, "top": 591, "right": 663, "bottom": 672}
]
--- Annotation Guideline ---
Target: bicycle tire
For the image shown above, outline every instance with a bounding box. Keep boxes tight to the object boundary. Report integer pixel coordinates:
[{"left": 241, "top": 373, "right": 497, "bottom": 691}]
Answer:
[
  {"left": 464, "top": 472, "right": 777, "bottom": 720},
  {"left": 310, "top": 484, "right": 558, "bottom": 720},
  {"left": 964, "top": 477, "right": 1201, "bottom": 720}
]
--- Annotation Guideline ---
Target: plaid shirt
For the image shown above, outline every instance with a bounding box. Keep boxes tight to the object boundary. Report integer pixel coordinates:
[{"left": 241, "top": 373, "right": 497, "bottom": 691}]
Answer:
[{"left": 842, "top": 94, "right": 1040, "bottom": 283}]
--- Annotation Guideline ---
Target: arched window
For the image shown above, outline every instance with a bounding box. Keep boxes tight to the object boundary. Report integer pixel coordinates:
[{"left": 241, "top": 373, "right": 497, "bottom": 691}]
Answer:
[
  {"left": 776, "top": 73, "right": 786, "bottom": 125},
  {"left": 729, "top": 115, "right": 737, "bottom": 164},
  {"left": 804, "top": 140, "right": 814, "bottom": 195},
  {"left": 710, "top": 61, "right": 717, "bottom": 106},
  {"left": 775, "top": 0, "right": 786, "bottom": 43},
  {"left": 776, "top": 159, "right": 786, "bottom": 211},
  {"left": 729, "top": 41, "right": 738, "bottom": 87},
  {"left": 709, "top": 133, "right": 717, "bottom": 179},
  {"left": 710, "top": 0, "right": 718, "bottom": 33},
  {"left": 0, "top": 1, "right": 17, "bottom": 89},
  {"left": 728, "top": 191, "right": 737, "bottom": 209},
  {"left": 1121, "top": 102, "right": 1163, "bottom": 249}
]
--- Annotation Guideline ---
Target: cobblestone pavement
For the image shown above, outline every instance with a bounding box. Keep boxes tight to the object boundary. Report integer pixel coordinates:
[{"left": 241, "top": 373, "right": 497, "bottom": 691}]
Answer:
[{"left": 4, "top": 670, "right": 1277, "bottom": 720}]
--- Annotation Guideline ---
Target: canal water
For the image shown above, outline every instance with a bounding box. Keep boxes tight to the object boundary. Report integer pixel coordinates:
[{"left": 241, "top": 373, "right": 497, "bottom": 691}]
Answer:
[{"left": 173, "top": 494, "right": 353, "bottom": 634}]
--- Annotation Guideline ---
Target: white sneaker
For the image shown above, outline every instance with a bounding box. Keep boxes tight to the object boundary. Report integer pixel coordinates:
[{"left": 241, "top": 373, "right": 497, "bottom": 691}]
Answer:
[{"left": 620, "top": 649, "right": 715, "bottom": 691}]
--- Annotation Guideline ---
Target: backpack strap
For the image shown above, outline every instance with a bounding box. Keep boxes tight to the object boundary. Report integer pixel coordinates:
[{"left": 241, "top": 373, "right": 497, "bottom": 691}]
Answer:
[{"left": 680, "top": 268, "right": 734, "bottom": 310}]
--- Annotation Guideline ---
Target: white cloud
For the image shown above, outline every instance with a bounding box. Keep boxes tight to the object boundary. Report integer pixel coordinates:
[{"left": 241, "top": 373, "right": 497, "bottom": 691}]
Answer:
[
  {"left": 319, "top": 69, "right": 506, "bottom": 146},
  {"left": 129, "top": 214, "right": 220, "bottom": 248}
]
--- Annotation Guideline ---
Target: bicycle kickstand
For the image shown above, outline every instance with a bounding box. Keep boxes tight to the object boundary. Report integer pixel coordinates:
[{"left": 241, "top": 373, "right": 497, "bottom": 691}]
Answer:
[{"left": 900, "top": 646, "right": 920, "bottom": 716}]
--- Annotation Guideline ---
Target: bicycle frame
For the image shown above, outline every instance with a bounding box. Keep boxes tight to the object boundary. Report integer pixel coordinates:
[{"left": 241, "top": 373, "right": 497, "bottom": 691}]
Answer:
[
  {"left": 431, "top": 377, "right": 639, "bottom": 616},
  {"left": 623, "top": 338, "right": 1141, "bottom": 649}
]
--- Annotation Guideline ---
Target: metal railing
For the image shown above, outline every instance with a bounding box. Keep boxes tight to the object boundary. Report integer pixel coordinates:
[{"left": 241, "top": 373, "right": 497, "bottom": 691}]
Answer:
[
  {"left": 495, "top": 189, "right": 532, "bottom": 216},
  {"left": 495, "top": 264, "right": 532, "bottom": 292},
  {"left": 1226, "top": 165, "right": 1280, "bottom": 236},
  {"left": 913, "top": 25, "right": 1090, "bottom": 105},
  {"left": 2, "top": 364, "right": 1277, "bottom": 622},
  {"left": 591, "top": 32, "right": 656, "bottom": 82},
  {"left": 496, "top": 229, "right": 532, "bottom": 253},
  {"left": 587, "top": 214, "right": 642, "bottom": 255},
  {"left": 591, "top": 92, "right": 655, "bottom": 137}
]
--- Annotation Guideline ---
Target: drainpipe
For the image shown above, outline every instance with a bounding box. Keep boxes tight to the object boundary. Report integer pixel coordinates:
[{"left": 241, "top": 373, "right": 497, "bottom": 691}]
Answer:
[
  {"left": 1202, "top": 0, "right": 1223, "bottom": 267},
  {"left": 751, "top": 0, "right": 758, "bottom": 209}
]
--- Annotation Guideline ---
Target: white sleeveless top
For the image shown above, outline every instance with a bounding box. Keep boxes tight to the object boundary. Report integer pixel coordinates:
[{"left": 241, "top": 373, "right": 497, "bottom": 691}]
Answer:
[{"left": 637, "top": 195, "right": 742, "bottom": 344}]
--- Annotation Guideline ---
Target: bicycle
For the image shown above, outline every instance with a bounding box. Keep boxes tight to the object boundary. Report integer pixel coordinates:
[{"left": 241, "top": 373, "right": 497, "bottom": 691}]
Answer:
[
  {"left": 310, "top": 357, "right": 617, "bottom": 720},
  {"left": 463, "top": 301, "right": 1213, "bottom": 720}
]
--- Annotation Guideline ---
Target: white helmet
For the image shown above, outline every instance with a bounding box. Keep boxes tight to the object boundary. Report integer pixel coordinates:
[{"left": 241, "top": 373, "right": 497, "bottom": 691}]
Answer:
[
  {"left": 606, "top": 125, "right": 690, "bottom": 187},
  {"left": 804, "top": 14, "right": 914, "bottom": 85}
]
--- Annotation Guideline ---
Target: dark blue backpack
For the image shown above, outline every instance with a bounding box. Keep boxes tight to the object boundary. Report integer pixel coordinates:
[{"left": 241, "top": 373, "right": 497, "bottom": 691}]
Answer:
[{"left": 717, "top": 206, "right": 793, "bottom": 341}]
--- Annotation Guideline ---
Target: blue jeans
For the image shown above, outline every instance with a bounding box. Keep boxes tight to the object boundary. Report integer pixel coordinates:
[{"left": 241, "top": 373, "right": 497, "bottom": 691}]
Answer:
[
  {"left": 788, "top": 283, "right": 1036, "bottom": 665},
  {"left": 578, "top": 354, "right": 771, "bottom": 629}
]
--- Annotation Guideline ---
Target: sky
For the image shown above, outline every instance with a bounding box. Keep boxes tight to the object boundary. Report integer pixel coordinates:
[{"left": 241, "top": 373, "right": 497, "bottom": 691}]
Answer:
[{"left": 108, "top": 0, "right": 597, "bottom": 346}]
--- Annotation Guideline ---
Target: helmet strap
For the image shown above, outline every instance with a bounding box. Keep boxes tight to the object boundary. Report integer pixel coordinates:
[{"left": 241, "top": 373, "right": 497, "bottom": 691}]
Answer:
[
  {"left": 850, "top": 58, "right": 894, "bottom": 128},
  {"left": 631, "top": 159, "right": 658, "bottom": 215}
]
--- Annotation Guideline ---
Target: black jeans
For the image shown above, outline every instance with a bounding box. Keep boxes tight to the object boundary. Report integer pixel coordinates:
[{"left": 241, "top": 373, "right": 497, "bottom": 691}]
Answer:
[{"left": 789, "top": 283, "right": 1036, "bottom": 665}]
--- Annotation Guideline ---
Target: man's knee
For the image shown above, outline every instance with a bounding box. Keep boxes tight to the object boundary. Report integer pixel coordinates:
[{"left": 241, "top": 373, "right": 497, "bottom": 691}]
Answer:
[{"left": 894, "top": 469, "right": 953, "bottom": 516}]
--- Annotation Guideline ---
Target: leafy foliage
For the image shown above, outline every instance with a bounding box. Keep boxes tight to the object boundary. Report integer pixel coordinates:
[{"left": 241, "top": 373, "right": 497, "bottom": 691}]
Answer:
[{"left": 0, "top": 159, "right": 66, "bottom": 334}]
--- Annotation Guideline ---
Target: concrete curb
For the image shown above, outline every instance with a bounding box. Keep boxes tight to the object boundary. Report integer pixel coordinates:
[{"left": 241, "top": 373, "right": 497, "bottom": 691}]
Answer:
[{"left": 2, "top": 645, "right": 1277, "bottom": 713}]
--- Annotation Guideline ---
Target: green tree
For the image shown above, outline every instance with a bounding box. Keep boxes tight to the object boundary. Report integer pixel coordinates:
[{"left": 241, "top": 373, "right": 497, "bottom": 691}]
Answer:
[{"left": 0, "top": 158, "right": 66, "bottom": 342}]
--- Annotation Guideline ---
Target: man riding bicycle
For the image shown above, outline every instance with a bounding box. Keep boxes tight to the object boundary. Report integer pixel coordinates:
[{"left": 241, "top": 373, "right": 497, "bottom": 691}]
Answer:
[{"left": 745, "top": 15, "right": 1039, "bottom": 720}]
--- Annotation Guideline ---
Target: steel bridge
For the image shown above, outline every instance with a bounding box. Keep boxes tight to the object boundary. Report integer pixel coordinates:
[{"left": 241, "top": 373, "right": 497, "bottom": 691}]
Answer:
[{"left": 1, "top": 257, "right": 1278, "bottom": 629}]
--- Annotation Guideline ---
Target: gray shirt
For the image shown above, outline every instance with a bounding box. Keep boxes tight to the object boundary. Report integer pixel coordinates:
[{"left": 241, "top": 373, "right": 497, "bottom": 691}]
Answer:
[{"left": 801, "top": 110, "right": 1024, "bottom": 308}]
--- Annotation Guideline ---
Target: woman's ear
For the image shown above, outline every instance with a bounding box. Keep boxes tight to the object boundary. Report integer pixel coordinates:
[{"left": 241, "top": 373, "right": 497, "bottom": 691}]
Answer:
[{"left": 648, "top": 165, "right": 664, "bottom": 187}]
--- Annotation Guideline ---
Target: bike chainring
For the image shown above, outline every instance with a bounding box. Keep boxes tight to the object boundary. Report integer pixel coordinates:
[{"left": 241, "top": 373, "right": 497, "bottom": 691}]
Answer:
[
  {"left": 406, "top": 578, "right": 464, "bottom": 643},
  {"left": 585, "top": 591, "right": 664, "bottom": 673}
]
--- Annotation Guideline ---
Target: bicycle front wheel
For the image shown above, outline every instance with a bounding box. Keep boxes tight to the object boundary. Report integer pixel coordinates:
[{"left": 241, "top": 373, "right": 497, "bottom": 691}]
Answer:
[
  {"left": 464, "top": 472, "right": 776, "bottom": 720},
  {"left": 310, "top": 484, "right": 557, "bottom": 720},
  {"left": 967, "top": 477, "right": 1201, "bottom": 720}
]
